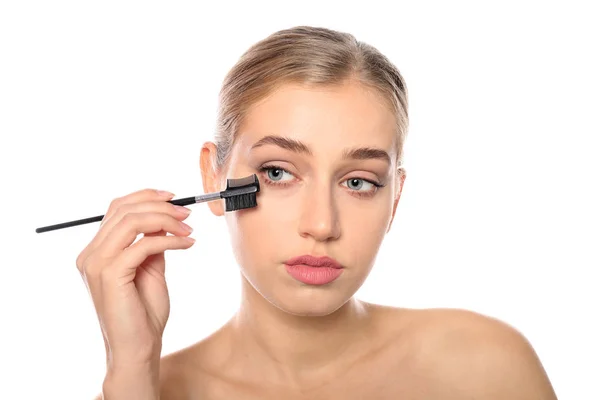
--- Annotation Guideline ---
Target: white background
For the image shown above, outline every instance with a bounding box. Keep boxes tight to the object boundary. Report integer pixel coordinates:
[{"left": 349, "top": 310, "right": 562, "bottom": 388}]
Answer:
[{"left": 1, "top": 1, "right": 598, "bottom": 398}]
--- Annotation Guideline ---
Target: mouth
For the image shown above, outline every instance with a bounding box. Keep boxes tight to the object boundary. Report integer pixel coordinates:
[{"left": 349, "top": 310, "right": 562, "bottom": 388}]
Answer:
[
  {"left": 283, "top": 255, "right": 344, "bottom": 285},
  {"left": 284, "top": 255, "right": 343, "bottom": 269}
]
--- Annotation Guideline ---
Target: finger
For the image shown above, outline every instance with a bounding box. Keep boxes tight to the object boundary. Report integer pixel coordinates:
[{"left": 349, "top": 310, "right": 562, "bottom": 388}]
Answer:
[
  {"left": 100, "top": 189, "right": 175, "bottom": 229},
  {"left": 96, "top": 212, "right": 193, "bottom": 259},
  {"left": 77, "top": 188, "right": 174, "bottom": 272},
  {"left": 137, "top": 229, "right": 168, "bottom": 277},
  {"left": 108, "top": 234, "right": 195, "bottom": 277},
  {"left": 145, "top": 229, "right": 168, "bottom": 238},
  {"left": 94, "top": 201, "right": 190, "bottom": 254},
  {"left": 76, "top": 199, "right": 189, "bottom": 273}
]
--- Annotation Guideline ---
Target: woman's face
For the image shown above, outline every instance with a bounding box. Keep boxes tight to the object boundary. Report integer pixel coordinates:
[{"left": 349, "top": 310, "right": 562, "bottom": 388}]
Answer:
[{"left": 204, "top": 80, "right": 405, "bottom": 316}]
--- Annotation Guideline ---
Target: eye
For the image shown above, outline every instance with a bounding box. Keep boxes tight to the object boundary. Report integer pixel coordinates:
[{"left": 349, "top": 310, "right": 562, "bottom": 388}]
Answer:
[
  {"left": 344, "top": 178, "right": 376, "bottom": 192},
  {"left": 260, "top": 165, "right": 295, "bottom": 184}
]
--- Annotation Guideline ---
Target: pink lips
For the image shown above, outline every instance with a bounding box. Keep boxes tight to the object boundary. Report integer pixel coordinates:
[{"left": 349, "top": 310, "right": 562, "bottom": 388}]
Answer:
[{"left": 284, "top": 255, "right": 344, "bottom": 285}]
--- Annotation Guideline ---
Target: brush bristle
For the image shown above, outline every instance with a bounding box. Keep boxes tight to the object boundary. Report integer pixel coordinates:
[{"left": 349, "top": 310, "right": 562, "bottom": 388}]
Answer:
[{"left": 225, "top": 193, "right": 258, "bottom": 212}]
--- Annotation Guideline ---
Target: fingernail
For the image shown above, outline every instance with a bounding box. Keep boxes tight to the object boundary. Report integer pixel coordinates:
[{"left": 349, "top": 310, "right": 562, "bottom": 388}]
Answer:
[
  {"left": 156, "top": 190, "right": 175, "bottom": 197},
  {"left": 180, "top": 221, "right": 193, "bottom": 233}
]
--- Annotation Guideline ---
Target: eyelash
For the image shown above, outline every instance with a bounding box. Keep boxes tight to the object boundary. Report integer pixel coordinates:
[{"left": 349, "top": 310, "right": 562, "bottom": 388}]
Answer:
[{"left": 258, "top": 164, "right": 384, "bottom": 198}]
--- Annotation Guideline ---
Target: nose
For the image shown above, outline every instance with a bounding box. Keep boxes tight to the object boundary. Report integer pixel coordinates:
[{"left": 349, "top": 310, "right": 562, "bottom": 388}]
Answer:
[{"left": 298, "top": 182, "right": 341, "bottom": 242}]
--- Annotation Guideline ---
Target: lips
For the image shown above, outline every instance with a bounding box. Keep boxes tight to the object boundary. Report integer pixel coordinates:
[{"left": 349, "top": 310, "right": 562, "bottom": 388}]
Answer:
[{"left": 284, "top": 255, "right": 343, "bottom": 269}]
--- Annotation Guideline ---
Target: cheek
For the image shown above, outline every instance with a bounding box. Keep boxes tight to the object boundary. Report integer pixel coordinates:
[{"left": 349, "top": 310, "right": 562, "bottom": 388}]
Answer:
[
  {"left": 340, "top": 202, "right": 390, "bottom": 260},
  {"left": 254, "top": 184, "right": 303, "bottom": 223},
  {"left": 225, "top": 205, "right": 292, "bottom": 268}
]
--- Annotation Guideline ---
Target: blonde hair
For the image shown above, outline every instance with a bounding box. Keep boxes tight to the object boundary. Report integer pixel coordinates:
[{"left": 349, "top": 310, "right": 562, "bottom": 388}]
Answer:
[{"left": 214, "top": 26, "right": 409, "bottom": 171}]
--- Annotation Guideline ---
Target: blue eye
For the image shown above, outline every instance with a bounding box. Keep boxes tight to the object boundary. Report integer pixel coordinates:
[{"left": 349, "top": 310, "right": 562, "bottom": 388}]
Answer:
[
  {"left": 260, "top": 165, "right": 294, "bottom": 183},
  {"left": 345, "top": 178, "right": 375, "bottom": 192},
  {"left": 267, "top": 168, "right": 284, "bottom": 181}
]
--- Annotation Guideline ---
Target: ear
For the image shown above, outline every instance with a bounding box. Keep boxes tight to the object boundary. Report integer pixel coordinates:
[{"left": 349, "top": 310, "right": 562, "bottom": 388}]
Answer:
[
  {"left": 386, "top": 167, "right": 406, "bottom": 233},
  {"left": 200, "top": 141, "right": 225, "bottom": 216}
]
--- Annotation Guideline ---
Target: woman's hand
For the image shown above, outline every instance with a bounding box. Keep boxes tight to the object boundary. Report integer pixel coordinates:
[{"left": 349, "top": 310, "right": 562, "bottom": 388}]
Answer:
[{"left": 76, "top": 189, "right": 195, "bottom": 370}]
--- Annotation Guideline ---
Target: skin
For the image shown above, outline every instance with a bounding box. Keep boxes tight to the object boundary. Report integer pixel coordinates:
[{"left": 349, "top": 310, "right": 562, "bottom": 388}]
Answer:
[{"left": 93, "top": 80, "right": 557, "bottom": 399}]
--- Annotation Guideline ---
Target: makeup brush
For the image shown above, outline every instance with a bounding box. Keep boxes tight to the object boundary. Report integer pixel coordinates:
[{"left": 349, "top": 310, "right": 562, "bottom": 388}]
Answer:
[{"left": 35, "top": 174, "right": 260, "bottom": 233}]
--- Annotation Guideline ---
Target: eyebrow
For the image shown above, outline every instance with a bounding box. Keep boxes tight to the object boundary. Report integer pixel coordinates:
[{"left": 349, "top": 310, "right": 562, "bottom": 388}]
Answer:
[{"left": 250, "top": 135, "right": 391, "bottom": 166}]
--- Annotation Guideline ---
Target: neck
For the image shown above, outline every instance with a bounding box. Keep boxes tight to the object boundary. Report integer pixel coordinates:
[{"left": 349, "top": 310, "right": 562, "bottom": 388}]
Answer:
[{"left": 228, "top": 277, "right": 375, "bottom": 386}]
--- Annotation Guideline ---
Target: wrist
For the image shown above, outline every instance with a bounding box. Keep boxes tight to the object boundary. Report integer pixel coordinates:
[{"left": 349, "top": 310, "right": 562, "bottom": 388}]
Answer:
[{"left": 103, "top": 361, "right": 160, "bottom": 400}]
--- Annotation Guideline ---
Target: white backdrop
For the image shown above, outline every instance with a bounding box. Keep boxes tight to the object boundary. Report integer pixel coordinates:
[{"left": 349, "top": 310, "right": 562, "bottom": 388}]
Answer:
[{"left": 1, "top": 1, "right": 598, "bottom": 399}]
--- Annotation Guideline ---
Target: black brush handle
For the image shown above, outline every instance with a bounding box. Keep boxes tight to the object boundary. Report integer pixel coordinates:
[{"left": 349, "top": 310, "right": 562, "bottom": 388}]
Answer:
[
  {"left": 35, "top": 215, "right": 105, "bottom": 233},
  {"left": 35, "top": 197, "right": 198, "bottom": 233},
  {"left": 168, "top": 196, "right": 197, "bottom": 206}
]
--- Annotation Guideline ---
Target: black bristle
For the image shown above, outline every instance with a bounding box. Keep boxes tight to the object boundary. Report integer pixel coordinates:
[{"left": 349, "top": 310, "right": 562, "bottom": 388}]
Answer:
[{"left": 225, "top": 193, "right": 258, "bottom": 212}]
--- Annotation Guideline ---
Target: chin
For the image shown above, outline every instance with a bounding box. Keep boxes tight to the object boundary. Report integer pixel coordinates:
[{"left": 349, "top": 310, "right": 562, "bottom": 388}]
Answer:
[{"left": 265, "top": 286, "right": 354, "bottom": 317}]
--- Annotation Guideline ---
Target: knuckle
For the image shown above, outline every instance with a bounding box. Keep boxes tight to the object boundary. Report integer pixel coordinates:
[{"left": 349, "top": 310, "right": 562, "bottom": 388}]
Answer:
[
  {"left": 109, "top": 204, "right": 136, "bottom": 228},
  {"left": 120, "top": 212, "right": 136, "bottom": 225},
  {"left": 76, "top": 252, "right": 85, "bottom": 271},
  {"left": 113, "top": 202, "right": 131, "bottom": 217},
  {"left": 81, "top": 254, "right": 100, "bottom": 280},
  {"left": 101, "top": 197, "right": 123, "bottom": 227},
  {"left": 108, "top": 197, "right": 122, "bottom": 211}
]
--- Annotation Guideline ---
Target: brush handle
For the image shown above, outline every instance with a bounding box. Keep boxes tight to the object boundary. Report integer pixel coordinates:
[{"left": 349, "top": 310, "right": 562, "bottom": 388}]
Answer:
[
  {"left": 35, "top": 215, "right": 105, "bottom": 233},
  {"left": 34, "top": 194, "right": 221, "bottom": 233}
]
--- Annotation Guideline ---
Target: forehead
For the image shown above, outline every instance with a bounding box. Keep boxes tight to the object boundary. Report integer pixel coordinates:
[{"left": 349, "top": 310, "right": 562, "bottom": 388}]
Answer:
[{"left": 236, "top": 81, "right": 397, "bottom": 151}]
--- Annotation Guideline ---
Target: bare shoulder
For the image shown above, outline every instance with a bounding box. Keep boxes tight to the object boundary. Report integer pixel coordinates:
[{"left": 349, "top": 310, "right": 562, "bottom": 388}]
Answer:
[
  {"left": 158, "top": 340, "right": 218, "bottom": 400},
  {"left": 156, "top": 324, "right": 240, "bottom": 400},
  {"left": 157, "top": 349, "right": 192, "bottom": 399},
  {"left": 380, "top": 305, "right": 558, "bottom": 399}
]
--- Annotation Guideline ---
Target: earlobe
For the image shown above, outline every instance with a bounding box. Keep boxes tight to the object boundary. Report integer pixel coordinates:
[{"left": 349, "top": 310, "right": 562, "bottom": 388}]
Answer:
[
  {"left": 386, "top": 168, "right": 406, "bottom": 233},
  {"left": 200, "top": 141, "right": 225, "bottom": 216}
]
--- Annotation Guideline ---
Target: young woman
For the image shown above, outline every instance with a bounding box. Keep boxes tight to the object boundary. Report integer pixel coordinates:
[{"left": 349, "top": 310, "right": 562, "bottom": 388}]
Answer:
[{"left": 81, "top": 26, "right": 557, "bottom": 399}]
